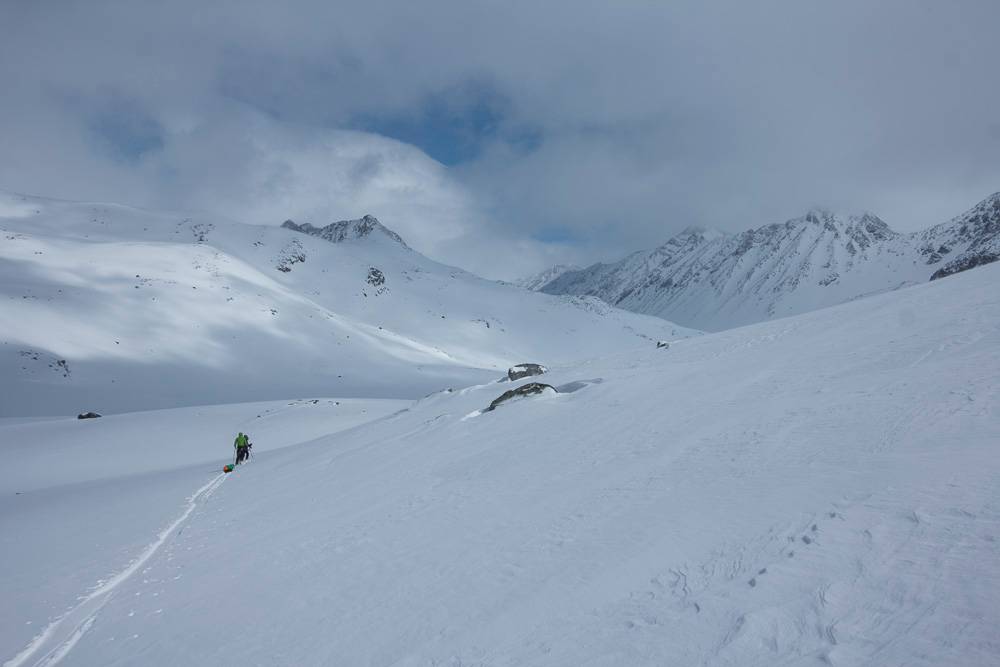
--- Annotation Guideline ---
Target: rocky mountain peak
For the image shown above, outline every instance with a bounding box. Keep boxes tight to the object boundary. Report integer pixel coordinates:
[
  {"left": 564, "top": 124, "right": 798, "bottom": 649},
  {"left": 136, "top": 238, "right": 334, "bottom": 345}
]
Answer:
[
  {"left": 676, "top": 225, "right": 708, "bottom": 238},
  {"left": 656, "top": 226, "right": 726, "bottom": 253},
  {"left": 539, "top": 192, "right": 999, "bottom": 330},
  {"left": 282, "top": 216, "right": 409, "bottom": 248},
  {"left": 800, "top": 208, "right": 836, "bottom": 226},
  {"left": 675, "top": 225, "right": 727, "bottom": 241},
  {"left": 845, "top": 212, "right": 896, "bottom": 243}
]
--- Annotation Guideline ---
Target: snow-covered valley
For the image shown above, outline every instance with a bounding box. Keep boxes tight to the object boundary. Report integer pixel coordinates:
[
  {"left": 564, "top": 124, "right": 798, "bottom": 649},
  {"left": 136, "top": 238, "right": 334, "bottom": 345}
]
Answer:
[
  {"left": 4, "top": 0, "right": 999, "bottom": 664},
  {"left": 3, "top": 258, "right": 998, "bottom": 666}
]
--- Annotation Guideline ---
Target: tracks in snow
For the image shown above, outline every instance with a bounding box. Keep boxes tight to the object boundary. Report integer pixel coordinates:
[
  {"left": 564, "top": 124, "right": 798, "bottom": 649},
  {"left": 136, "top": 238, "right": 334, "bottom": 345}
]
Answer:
[{"left": 3, "top": 473, "right": 227, "bottom": 667}]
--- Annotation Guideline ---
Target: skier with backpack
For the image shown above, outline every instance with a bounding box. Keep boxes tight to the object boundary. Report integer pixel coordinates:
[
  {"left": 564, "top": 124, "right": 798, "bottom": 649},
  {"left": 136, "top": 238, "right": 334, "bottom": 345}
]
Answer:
[{"left": 234, "top": 432, "right": 252, "bottom": 465}]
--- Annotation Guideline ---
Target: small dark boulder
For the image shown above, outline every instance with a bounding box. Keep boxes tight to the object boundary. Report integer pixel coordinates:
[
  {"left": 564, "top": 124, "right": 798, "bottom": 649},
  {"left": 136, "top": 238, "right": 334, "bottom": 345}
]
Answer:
[
  {"left": 507, "top": 363, "right": 547, "bottom": 381},
  {"left": 485, "top": 382, "right": 556, "bottom": 412},
  {"left": 656, "top": 340, "right": 670, "bottom": 349},
  {"left": 77, "top": 412, "right": 102, "bottom": 420}
]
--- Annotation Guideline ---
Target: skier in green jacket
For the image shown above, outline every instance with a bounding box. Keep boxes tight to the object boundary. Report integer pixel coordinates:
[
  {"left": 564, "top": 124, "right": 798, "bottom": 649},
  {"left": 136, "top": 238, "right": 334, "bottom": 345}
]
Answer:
[{"left": 234, "top": 432, "right": 251, "bottom": 465}]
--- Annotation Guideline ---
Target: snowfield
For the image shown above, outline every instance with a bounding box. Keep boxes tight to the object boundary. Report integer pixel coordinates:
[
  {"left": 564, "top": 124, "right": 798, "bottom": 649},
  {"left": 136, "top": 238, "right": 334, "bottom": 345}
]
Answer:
[
  {"left": 0, "top": 398, "right": 410, "bottom": 663},
  {"left": 2, "top": 261, "right": 998, "bottom": 666}
]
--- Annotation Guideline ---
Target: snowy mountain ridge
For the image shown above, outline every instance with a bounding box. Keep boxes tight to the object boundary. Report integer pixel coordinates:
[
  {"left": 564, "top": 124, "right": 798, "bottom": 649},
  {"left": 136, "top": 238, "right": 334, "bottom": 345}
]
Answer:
[
  {"left": 281, "top": 214, "right": 409, "bottom": 248},
  {"left": 0, "top": 191, "right": 696, "bottom": 416},
  {"left": 539, "top": 192, "right": 1000, "bottom": 331},
  {"left": 920, "top": 191, "right": 1000, "bottom": 279}
]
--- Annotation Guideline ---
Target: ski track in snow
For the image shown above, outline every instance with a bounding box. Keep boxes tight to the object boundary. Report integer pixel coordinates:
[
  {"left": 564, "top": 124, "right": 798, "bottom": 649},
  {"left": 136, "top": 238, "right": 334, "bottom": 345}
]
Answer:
[{"left": 3, "top": 473, "right": 227, "bottom": 667}]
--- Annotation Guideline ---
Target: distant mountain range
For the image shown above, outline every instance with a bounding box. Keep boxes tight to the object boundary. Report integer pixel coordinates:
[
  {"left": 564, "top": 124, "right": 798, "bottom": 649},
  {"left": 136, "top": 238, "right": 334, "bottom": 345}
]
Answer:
[{"left": 534, "top": 192, "right": 1000, "bottom": 331}]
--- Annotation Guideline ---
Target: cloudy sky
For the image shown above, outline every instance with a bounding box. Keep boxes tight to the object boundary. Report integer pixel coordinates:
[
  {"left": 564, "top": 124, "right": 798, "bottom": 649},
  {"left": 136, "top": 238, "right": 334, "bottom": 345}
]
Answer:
[{"left": 1, "top": 1, "right": 998, "bottom": 279}]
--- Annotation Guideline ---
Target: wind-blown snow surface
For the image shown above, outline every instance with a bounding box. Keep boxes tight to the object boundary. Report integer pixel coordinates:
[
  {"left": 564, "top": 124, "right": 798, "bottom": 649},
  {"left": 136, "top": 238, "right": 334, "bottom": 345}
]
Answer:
[
  {"left": 0, "top": 192, "right": 693, "bottom": 416},
  {"left": 3, "top": 263, "right": 998, "bottom": 666}
]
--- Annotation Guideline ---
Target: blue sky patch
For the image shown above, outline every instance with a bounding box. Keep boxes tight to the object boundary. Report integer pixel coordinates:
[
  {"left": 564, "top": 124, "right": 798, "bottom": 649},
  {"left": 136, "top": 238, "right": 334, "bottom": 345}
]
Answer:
[{"left": 353, "top": 80, "right": 540, "bottom": 165}]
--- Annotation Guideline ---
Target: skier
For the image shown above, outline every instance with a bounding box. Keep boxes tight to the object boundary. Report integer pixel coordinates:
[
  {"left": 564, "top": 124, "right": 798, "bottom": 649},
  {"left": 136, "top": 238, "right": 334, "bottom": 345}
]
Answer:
[{"left": 234, "top": 432, "right": 251, "bottom": 465}]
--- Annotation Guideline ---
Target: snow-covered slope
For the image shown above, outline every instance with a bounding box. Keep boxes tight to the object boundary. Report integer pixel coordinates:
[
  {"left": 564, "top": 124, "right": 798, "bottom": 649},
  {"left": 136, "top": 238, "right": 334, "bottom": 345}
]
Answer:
[
  {"left": 0, "top": 192, "right": 695, "bottom": 416},
  {"left": 0, "top": 397, "right": 409, "bottom": 661},
  {"left": 541, "top": 193, "right": 1000, "bottom": 331},
  {"left": 3, "top": 261, "right": 998, "bottom": 666}
]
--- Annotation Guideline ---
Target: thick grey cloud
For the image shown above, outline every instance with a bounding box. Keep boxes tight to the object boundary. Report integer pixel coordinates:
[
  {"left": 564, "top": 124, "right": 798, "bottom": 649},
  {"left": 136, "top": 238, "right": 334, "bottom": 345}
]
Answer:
[{"left": 1, "top": 0, "right": 998, "bottom": 279}]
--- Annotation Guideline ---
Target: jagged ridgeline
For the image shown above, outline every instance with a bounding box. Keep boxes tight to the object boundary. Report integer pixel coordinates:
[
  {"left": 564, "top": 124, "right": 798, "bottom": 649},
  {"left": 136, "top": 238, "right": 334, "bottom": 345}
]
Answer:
[
  {"left": 282, "top": 215, "right": 409, "bottom": 247},
  {"left": 536, "top": 193, "right": 1000, "bottom": 331}
]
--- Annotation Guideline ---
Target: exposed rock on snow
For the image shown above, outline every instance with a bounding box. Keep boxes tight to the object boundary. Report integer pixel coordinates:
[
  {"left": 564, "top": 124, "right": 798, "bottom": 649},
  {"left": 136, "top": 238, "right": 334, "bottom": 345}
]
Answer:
[
  {"left": 365, "top": 266, "right": 388, "bottom": 295},
  {"left": 485, "top": 381, "right": 556, "bottom": 411},
  {"left": 282, "top": 215, "right": 409, "bottom": 248},
  {"left": 925, "top": 192, "right": 1000, "bottom": 280},
  {"left": 366, "top": 267, "right": 386, "bottom": 287},
  {"left": 656, "top": 340, "right": 670, "bottom": 349},
  {"left": 275, "top": 238, "right": 306, "bottom": 273},
  {"left": 507, "top": 363, "right": 547, "bottom": 381},
  {"left": 76, "top": 412, "right": 101, "bottom": 419}
]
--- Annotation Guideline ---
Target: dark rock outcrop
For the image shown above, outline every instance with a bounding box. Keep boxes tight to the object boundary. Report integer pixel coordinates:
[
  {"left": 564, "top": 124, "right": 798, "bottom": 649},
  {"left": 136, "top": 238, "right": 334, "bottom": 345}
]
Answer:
[
  {"left": 367, "top": 267, "right": 386, "bottom": 286},
  {"left": 925, "top": 193, "right": 1000, "bottom": 281},
  {"left": 485, "top": 382, "right": 556, "bottom": 412},
  {"left": 282, "top": 216, "right": 408, "bottom": 248},
  {"left": 507, "top": 363, "right": 547, "bottom": 381},
  {"left": 77, "top": 412, "right": 101, "bottom": 419},
  {"left": 930, "top": 252, "right": 999, "bottom": 280},
  {"left": 276, "top": 239, "right": 306, "bottom": 273}
]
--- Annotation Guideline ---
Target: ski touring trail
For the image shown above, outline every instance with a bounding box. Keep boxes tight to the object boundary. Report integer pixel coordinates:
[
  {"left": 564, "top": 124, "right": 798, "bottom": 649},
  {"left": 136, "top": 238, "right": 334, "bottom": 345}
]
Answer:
[{"left": 3, "top": 473, "right": 227, "bottom": 667}]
